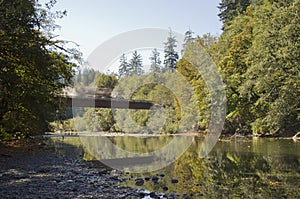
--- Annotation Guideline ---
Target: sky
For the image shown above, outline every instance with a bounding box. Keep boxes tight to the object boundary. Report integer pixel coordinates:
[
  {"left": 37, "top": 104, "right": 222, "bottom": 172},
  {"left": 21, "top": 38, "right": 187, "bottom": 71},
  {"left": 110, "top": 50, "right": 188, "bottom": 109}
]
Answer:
[{"left": 39, "top": 0, "right": 223, "bottom": 72}]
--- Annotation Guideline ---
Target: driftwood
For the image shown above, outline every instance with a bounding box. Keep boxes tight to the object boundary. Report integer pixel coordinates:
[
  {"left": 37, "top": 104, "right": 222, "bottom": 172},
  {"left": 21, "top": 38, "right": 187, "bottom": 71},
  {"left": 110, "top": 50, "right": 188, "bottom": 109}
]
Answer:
[
  {"left": 292, "top": 132, "right": 300, "bottom": 140},
  {"left": 230, "top": 132, "right": 246, "bottom": 140}
]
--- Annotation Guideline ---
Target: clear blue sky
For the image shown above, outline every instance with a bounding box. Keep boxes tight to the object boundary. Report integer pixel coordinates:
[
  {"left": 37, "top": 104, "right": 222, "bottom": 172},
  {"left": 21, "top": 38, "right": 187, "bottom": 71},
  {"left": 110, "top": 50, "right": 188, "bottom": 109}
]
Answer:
[{"left": 40, "top": 0, "right": 223, "bottom": 59}]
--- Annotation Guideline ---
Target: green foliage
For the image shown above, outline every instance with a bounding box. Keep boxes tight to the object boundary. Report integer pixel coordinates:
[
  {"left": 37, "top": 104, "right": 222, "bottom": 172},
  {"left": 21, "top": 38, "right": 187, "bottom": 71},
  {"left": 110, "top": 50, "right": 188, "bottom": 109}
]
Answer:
[
  {"left": 218, "top": 0, "right": 252, "bottom": 29},
  {"left": 95, "top": 73, "right": 118, "bottom": 89},
  {"left": 111, "top": 72, "right": 198, "bottom": 134},
  {"left": 214, "top": 0, "right": 300, "bottom": 135},
  {"left": 240, "top": 0, "right": 300, "bottom": 134},
  {"left": 217, "top": 7, "right": 255, "bottom": 133},
  {"left": 177, "top": 57, "right": 210, "bottom": 131},
  {"left": 0, "top": 0, "right": 78, "bottom": 138},
  {"left": 50, "top": 1, "right": 300, "bottom": 136},
  {"left": 83, "top": 108, "right": 114, "bottom": 132}
]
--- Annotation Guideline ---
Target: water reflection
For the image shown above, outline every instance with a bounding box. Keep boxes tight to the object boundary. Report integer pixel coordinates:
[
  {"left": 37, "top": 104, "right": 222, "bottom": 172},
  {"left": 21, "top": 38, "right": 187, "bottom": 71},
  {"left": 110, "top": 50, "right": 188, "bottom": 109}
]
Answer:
[{"left": 49, "top": 136, "right": 300, "bottom": 198}]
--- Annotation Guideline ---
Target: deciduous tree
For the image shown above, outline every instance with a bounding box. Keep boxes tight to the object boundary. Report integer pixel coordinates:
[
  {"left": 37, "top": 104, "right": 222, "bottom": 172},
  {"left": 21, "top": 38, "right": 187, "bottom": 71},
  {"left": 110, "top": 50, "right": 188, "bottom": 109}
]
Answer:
[{"left": 0, "top": 0, "right": 78, "bottom": 138}]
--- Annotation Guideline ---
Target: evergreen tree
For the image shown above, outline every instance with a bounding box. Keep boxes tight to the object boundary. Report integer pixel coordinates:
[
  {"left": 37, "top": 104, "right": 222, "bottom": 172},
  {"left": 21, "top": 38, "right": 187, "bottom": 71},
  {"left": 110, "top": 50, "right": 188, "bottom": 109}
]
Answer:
[
  {"left": 129, "top": 51, "right": 144, "bottom": 75},
  {"left": 163, "top": 30, "right": 179, "bottom": 71},
  {"left": 81, "top": 68, "right": 95, "bottom": 86},
  {"left": 217, "top": 8, "right": 255, "bottom": 133},
  {"left": 182, "top": 29, "right": 194, "bottom": 55},
  {"left": 149, "top": 48, "right": 162, "bottom": 72},
  {"left": 118, "top": 54, "right": 129, "bottom": 77},
  {"left": 218, "top": 0, "right": 251, "bottom": 29}
]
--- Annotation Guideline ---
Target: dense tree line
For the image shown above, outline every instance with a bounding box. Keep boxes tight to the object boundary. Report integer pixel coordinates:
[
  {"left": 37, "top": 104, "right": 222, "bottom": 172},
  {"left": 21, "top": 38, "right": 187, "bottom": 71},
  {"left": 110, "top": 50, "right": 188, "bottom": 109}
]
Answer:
[
  {"left": 218, "top": 0, "right": 299, "bottom": 135},
  {"left": 2, "top": 0, "right": 298, "bottom": 138},
  {"left": 112, "top": 0, "right": 299, "bottom": 136}
]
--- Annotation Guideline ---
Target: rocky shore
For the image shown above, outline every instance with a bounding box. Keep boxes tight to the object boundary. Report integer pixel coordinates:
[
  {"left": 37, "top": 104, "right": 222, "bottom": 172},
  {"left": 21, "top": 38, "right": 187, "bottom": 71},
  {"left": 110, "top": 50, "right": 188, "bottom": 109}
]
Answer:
[{"left": 0, "top": 139, "right": 171, "bottom": 199}]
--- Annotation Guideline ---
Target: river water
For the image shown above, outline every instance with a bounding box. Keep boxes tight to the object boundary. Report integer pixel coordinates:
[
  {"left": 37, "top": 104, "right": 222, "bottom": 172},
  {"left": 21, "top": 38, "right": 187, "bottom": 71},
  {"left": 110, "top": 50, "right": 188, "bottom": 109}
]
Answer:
[{"left": 48, "top": 136, "right": 300, "bottom": 198}]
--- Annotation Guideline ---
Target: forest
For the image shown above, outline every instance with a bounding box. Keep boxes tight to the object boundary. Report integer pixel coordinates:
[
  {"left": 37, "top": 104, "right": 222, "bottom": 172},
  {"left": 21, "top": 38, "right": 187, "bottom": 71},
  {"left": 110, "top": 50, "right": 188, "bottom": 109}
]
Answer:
[{"left": 0, "top": 0, "right": 299, "bottom": 139}]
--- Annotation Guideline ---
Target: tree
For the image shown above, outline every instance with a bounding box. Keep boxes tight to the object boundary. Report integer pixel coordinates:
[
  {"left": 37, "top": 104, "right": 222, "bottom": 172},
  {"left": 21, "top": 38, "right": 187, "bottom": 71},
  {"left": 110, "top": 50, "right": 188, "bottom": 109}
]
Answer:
[
  {"left": 149, "top": 48, "right": 162, "bottom": 72},
  {"left": 239, "top": 0, "right": 300, "bottom": 135},
  {"left": 80, "top": 68, "right": 95, "bottom": 86},
  {"left": 218, "top": 0, "right": 252, "bottom": 29},
  {"left": 118, "top": 54, "right": 129, "bottom": 77},
  {"left": 129, "top": 51, "right": 143, "bottom": 76},
  {"left": 198, "top": 33, "right": 218, "bottom": 48},
  {"left": 0, "top": 0, "right": 78, "bottom": 138},
  {"left": 213, "top": 0, "right": 300, "bottom": 135},
  {"left": 96, "top": 73, "right": 118, "bottom": 89},
  {"left": 182, "top": 29, "right": 194, "bottom": 55},
  {"left": 216, "top": 7, "right": 255, "bottom": 133},
  {"left": 163, "top": 30, "right": 179, "bottom": 71}
]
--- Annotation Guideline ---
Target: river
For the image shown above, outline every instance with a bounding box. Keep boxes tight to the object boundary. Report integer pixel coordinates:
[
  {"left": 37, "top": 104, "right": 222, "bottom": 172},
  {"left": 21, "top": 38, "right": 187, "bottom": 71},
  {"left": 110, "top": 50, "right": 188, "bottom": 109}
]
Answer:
[{"left": 48, "top": 136, "right": 300, "bottom": 198}]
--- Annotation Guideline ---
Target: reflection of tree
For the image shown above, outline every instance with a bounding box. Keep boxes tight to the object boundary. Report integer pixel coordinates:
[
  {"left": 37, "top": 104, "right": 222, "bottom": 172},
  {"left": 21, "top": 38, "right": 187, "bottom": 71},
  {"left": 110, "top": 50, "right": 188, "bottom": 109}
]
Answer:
[
  {"left": 173, "top": 139, "right": 300, "bottom": 198},
  {"left": 173, "top": 138, "right": 206, "bottom": 195}
]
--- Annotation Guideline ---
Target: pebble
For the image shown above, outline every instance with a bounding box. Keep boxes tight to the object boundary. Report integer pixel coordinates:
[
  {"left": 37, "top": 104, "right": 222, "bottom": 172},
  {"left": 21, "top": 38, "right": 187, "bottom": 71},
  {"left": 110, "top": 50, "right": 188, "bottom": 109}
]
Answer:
[
  {"left": 149, "top": 192, "right": 156, "bottom": 198},
  {"left": 0, "top": 143, "right": 181, "bottom": 199},
  {"left": 151, "top": 176, "right": 159, "bottom": 182},
  {"left": 144, "top": 177, "right": 151, "bottom": 181},
  {"left": 135, "top": 179, "right": 144, "bottom": 186}
]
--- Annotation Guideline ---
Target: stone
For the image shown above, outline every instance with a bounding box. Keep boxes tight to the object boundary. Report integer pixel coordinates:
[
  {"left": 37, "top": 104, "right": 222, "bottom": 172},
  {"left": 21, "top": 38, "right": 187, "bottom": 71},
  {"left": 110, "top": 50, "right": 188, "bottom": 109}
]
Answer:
[{"left": 135, "top": 179, "right": 144, "bottom": 186}]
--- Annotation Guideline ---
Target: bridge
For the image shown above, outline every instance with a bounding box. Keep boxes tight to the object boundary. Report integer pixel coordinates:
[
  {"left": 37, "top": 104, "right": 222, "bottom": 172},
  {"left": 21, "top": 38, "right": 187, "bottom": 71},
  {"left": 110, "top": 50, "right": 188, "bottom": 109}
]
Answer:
[{"left": 64, "top": 97, "right": 154, "bottom": 110}]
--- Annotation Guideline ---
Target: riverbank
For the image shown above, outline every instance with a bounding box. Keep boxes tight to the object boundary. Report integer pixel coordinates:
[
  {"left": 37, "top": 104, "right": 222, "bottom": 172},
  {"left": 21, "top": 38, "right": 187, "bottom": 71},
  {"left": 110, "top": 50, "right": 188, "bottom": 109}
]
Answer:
[
  {"left": 46, "top": 130, "right": 300, "bottom": 141},
  {"left": 0, "top": 138, "right": 169, "bottom": 199}
]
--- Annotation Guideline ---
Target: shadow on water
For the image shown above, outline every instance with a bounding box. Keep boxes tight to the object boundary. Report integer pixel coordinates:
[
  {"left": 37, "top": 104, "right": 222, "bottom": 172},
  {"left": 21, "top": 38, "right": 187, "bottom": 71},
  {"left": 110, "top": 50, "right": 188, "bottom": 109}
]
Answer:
[{"left": 48, "top": 136, "right": 300, "bottom": 198}]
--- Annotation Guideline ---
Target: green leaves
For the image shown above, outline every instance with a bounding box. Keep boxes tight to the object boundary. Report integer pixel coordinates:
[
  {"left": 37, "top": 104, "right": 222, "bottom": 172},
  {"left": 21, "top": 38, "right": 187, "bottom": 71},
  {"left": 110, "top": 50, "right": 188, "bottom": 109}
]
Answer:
[
  {"left": 0, "top": 0, "right": 78, "bottom": 138},
  {"left": 214, "top": 0, "right": 300, "bottom": 135}
]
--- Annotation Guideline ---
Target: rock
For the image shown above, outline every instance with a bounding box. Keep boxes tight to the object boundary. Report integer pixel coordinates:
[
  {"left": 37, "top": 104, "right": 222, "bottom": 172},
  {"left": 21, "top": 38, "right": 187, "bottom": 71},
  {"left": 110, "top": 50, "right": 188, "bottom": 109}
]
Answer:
[
  {"left": 162, "top": 186, "right": 169, "bottom": 191},
  {"left": 135, "top": 179, "right": 144, "bottom": 186},
  {"left": 144, "top": 177, "right": 150, "bottom": 181},
  {"left": 171, "top": 179, "right": 179, "bottom": 184},
  {"left": 152, "top": 176, "right": 159, "bottom": 182},
  {"left": 149, "top": 192, "right": 156, "bottom": 198}
]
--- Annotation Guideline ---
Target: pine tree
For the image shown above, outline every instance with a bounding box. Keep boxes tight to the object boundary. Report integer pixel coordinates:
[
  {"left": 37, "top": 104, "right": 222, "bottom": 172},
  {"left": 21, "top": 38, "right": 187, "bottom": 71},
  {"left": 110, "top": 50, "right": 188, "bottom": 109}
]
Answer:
[
  {"left": 129, "top": 51, "right": 144, "bottom": 76},
  {"left": 149, "top": 48, "right": 162, "bottom": 72},
  {"left": 218, "top": 0, "right": 251, "bottom": 29},
  {"left": 163, "top": 30, "right": 179, "bottom": 71},
  {"left": 182, "top": 29, "right": 194, "bottom": 55},
  {"left": 118, "top": 54, "right": 129, "bottom": 77}
]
